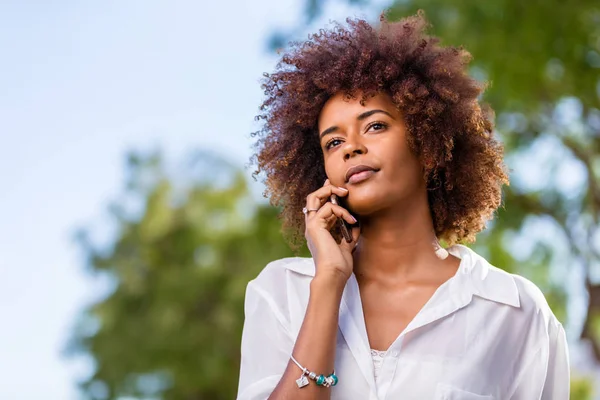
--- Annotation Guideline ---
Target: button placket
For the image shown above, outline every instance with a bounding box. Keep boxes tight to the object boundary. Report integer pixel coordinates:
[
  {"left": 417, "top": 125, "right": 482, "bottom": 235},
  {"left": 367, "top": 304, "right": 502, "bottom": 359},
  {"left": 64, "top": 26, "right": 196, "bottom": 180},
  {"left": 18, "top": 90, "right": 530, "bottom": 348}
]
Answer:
[
  {"left": 377, "top": 355, "right": 397, "bottom": 400},
  {"left": 371, "top": 349, "right": 386, "bottom": 381},
  {"left": 377, "top": 341, "right": 402, "bottom": 400}
]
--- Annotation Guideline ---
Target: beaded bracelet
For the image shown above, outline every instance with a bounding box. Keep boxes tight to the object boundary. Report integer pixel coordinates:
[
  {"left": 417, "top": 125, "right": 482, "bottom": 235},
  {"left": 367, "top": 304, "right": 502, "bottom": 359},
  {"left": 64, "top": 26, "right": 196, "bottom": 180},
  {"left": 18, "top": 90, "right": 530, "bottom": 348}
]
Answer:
[{"left": 290, "top": 355, "right": 338, "bottom": 388}]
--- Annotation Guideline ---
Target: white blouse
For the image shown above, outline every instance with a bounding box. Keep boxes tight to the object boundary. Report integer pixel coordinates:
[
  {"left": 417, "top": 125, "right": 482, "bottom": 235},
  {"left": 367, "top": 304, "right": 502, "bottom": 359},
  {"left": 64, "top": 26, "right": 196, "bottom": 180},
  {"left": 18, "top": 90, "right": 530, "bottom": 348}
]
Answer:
[{"left": 237, "top": 244, "right": 570, "bottom": 400}]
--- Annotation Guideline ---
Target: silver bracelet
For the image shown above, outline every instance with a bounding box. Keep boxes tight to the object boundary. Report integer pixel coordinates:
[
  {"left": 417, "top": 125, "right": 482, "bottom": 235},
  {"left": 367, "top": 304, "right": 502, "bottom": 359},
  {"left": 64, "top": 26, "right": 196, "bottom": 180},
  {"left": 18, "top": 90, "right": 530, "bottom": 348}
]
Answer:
[{"left": 290, "top": 354, "right": 338, "bottom": 388}]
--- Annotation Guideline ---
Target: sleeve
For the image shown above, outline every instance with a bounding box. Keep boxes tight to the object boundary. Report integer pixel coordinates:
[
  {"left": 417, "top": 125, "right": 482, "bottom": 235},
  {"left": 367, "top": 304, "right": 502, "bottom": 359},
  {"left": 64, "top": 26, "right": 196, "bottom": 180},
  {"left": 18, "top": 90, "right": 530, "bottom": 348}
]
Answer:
[
  {"left": 236, "top": 280, "right": 295, "bottom": 400},
  {"left": 540, "top": 321, "right": 570, "bottom": 399},
  {"left": 508, "top": 320, "right": 570, "bottom": 400}
]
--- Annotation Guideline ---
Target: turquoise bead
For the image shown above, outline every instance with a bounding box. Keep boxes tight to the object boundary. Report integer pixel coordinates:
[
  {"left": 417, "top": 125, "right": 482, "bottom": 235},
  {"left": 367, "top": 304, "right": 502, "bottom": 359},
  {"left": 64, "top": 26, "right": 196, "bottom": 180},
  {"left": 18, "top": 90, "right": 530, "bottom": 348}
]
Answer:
[
  {"left": 316, "top": 374, "right": 325, "bottom": 386},
  {"left": 329, "top": 373, "right": 338, "bottom": 386}
]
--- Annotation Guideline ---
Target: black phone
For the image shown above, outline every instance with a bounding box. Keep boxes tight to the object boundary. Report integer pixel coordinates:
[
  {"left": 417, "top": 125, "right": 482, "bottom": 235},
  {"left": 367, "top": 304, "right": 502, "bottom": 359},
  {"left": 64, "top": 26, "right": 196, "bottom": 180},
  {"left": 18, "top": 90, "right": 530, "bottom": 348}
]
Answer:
[{"left": 330, "top": 193, "right": 354, "bottom": 243}]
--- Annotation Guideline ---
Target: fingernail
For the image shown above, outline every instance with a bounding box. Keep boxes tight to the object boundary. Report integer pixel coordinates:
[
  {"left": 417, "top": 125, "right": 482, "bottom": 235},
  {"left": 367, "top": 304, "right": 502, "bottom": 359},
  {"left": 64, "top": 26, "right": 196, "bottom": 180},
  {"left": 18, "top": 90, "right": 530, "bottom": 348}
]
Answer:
[
  {"left": 350, "top": 215, "right": 357, "bottom": 223},
  {"left": 338, "top": 187, "right": 348, "bottom": 192}
]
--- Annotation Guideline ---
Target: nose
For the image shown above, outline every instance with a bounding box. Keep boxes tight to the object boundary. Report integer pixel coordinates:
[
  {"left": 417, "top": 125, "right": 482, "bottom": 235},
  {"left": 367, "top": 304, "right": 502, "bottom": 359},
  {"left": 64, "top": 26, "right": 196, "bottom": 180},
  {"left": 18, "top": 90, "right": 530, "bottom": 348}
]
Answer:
[{"left": 342, "top": 136, "right": 367, "bottom": 160}]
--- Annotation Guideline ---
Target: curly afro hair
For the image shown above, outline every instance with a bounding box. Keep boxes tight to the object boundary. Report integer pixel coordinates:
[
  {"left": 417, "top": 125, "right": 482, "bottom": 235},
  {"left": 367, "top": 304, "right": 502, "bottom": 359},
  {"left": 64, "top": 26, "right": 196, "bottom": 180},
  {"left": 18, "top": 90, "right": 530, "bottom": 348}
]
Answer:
[{"left": 249, "top": 10, "right": 509, "bottom": 252}]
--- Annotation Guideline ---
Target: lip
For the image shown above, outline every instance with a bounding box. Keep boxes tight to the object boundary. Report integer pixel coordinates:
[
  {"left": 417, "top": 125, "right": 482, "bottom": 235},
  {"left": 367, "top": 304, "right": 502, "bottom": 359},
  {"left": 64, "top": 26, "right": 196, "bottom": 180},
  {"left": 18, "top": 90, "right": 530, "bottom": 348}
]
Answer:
[{"left": 344, "top": 164, "right": 378, "bottom": 183}]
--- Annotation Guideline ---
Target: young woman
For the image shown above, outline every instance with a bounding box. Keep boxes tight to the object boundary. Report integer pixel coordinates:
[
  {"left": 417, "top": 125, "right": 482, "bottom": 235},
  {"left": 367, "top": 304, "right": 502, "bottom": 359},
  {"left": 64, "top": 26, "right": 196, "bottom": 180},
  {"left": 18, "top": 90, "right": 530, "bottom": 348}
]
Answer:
[{"left": 237, "top": 11, "right": 570, "bottom": 400}]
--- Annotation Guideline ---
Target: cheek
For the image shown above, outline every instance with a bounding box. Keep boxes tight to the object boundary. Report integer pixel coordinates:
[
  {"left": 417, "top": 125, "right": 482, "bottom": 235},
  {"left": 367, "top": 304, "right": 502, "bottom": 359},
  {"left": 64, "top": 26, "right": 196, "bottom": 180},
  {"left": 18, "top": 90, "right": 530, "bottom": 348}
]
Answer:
[
  {"left": 323, "top": 161, "right": 345, "bottom": 187},
  {"left": 382, "top": 140, "right": 416, "bottom": 173},
  {"left": 382, "top": 145, "right": 424, "bottom": 188}
]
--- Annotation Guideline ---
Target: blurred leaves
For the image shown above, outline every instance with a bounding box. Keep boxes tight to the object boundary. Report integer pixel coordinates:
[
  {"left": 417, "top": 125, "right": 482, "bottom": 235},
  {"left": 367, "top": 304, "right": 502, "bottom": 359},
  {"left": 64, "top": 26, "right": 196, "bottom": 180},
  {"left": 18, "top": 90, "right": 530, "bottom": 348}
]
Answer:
[
  {"left": 67, "top": 151, "right": 307, "bottom": 400},
  {"left": 572, "top": 375, "right": 596, "bottom": 400}
]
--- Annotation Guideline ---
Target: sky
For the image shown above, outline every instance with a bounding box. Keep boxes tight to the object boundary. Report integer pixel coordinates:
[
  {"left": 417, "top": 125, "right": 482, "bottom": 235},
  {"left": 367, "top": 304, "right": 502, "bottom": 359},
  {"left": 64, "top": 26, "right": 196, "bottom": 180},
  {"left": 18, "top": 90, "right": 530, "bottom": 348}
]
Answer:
[{"left": 0, "top": 0, "right": 389, "bottom": 398}]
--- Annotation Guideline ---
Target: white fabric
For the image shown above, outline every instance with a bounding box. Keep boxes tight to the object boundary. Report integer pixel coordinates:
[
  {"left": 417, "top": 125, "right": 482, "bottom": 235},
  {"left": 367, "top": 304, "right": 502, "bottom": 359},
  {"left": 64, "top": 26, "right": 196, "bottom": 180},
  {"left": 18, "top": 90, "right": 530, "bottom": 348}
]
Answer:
[
  {"left": 370, "top": 349, "right": 386, "bottom": 385},
  {"left": 237, "top": 244, "right": 570, "bottom": 400}
]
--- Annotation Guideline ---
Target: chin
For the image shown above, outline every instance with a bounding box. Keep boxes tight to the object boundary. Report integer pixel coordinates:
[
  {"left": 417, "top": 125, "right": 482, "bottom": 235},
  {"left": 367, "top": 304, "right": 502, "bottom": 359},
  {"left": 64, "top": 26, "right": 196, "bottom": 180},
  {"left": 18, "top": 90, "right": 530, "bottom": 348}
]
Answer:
[{"left": 346, "top": 191, "right": 388, "bottom": 216}]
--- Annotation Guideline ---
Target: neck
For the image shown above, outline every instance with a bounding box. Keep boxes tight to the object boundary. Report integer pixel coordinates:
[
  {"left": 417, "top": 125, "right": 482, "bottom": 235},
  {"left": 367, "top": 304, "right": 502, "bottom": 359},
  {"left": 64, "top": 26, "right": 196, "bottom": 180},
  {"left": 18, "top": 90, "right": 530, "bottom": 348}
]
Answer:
[{"left": 352, "top": 193, "right": 446, "bottom": 284}]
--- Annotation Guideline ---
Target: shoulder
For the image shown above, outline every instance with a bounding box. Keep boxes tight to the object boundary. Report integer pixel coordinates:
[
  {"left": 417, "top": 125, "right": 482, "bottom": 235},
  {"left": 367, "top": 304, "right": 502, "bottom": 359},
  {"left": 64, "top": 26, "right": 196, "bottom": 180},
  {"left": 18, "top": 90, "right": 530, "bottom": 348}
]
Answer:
[
  {"left": 245, "top": 256, "right": 315, "bottom": 304},
  {"left": 509, "top": 272, "right": 562, "bottom": 327},
  {"left": 251, "top": 256, "right": 315, "bottom": 287},
  {"left": 457, "top": 244, "right": 561, "bottom": 327},
  {"left": 244, "top": 257, "right": 316, "bottom": 336}
]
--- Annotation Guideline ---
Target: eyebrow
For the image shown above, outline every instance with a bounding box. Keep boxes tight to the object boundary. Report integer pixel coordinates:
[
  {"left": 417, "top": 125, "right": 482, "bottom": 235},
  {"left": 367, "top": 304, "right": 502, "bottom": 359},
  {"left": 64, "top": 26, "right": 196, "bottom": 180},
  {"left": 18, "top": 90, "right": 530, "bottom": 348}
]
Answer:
[{"left": 319, "top": 109, "right": 395, "bottom": 141}]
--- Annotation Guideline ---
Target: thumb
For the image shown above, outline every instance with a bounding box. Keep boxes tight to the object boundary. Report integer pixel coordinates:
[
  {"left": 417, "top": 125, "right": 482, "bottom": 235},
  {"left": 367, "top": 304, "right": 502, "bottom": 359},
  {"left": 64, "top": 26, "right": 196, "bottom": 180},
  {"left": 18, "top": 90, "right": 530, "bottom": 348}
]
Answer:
[{"left": 340, "top": 225, "right": 361, "bottom": 253}]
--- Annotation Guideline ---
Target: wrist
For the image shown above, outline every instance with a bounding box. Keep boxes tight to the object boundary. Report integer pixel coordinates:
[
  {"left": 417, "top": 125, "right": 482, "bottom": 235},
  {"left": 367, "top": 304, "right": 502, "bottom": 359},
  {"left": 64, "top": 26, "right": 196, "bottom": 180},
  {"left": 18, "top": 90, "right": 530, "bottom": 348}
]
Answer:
[{"left": 311, "top": 270, "right": 348, "bottom": 293}]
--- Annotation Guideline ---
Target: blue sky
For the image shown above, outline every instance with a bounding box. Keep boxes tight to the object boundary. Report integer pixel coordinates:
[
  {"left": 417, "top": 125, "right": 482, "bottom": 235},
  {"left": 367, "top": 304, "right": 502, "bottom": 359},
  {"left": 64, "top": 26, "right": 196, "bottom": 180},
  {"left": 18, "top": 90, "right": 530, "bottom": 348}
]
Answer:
[{"left": 0, "top": 1, "right": 389, "bottom": 398}]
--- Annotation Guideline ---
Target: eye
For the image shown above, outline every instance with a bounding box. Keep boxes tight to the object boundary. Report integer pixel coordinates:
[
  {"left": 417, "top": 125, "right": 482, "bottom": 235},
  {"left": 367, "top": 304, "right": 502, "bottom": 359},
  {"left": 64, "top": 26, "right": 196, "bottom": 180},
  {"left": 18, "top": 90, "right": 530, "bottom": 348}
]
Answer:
[
  {"left": 325, "top": 138, "right": 343, "bottom": 150},
  {"left": 367, "top": 121, "right": 387, "bottom": 131}
]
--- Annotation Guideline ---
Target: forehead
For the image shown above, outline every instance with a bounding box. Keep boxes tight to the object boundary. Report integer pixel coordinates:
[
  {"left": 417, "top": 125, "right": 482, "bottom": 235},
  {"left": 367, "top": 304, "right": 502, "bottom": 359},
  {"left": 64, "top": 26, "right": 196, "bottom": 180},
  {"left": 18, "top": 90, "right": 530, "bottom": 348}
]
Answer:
[{"left": 317, "top": 92, "right": 398, "bottom": 127}]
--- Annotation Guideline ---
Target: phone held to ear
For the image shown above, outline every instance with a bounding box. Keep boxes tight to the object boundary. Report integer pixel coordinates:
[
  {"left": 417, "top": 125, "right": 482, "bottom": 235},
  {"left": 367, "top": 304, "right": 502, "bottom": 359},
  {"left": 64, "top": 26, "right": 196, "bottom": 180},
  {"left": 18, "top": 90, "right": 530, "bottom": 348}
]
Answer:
[{"left": 330, "top": 193, "right": 354, "bottom": 243}]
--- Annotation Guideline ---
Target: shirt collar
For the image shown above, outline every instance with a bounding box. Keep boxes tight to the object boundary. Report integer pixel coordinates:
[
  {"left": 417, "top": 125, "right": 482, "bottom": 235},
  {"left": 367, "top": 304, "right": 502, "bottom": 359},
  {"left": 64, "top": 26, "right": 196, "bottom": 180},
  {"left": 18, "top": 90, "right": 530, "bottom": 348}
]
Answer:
[
  {"left": 447, "top": 244, "right": 521, "bottom": 308},
  {"left": 284, "top": 243, "right": 521, "bottom": 308}
]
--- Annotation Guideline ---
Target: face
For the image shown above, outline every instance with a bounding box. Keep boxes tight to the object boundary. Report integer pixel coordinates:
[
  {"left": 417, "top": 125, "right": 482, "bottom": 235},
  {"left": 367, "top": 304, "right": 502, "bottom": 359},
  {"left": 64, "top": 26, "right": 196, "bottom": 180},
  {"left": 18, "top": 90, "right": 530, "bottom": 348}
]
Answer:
[{"left": 317, "top": 91, "right": 426, "bottom": 216}]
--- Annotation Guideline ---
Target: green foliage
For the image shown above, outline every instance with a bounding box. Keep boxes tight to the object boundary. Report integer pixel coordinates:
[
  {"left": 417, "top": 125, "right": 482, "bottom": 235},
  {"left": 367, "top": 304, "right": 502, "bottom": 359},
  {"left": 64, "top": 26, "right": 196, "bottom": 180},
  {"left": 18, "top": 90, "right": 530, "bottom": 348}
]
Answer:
[
  {"left": 571, "top": 374, "right": 595, "bottom": 400},
  {"left": 67, "top": 151, "right": 306, "bottom": 400}
]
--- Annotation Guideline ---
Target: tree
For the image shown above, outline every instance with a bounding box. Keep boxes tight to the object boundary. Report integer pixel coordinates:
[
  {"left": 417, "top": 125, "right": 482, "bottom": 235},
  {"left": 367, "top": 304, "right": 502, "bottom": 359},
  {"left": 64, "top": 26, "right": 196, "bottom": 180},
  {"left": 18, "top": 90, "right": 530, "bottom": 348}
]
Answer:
[{"left": 66, "top": 150, "right": 308, "bottom": 399}]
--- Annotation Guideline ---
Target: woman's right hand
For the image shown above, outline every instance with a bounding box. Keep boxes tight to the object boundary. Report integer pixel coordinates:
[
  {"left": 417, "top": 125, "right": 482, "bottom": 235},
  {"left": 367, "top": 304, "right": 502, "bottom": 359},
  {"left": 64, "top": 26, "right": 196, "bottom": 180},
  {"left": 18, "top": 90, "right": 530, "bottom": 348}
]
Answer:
[{"left": 304, "top": 179, "right": 361, "bottom": 282}]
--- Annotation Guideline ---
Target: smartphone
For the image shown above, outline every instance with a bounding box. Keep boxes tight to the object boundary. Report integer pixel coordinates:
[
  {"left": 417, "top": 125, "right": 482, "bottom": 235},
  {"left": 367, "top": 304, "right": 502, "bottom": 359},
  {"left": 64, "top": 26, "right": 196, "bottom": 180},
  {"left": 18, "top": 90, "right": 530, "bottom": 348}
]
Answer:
[{"left": 330, "top": 193, "right": 354, "bottom": 243}]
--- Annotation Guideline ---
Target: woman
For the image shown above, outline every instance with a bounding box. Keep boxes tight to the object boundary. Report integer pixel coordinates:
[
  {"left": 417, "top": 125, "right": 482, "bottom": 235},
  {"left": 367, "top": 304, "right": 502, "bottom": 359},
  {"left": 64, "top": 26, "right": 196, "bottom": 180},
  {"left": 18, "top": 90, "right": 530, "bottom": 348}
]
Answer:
[{"left": 238, "top": 11, "right": 569, "bottom": 400}]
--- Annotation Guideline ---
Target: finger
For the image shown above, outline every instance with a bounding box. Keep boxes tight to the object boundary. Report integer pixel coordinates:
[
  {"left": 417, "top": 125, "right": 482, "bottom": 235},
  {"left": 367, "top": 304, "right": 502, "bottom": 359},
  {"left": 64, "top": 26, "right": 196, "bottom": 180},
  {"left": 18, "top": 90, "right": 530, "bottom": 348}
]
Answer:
[
  {"left": 304, "top": 178, "right": 329, "bottom": 213},
  {"left": 341, "top": 225, "right": 361, "bottom": 253},
  {"left": 323, "top": 213, "right": 337, "bottom": 229},
  {"left": 352, "top": 225, "right": 360, "bottom": 241},
  {"left": 310, "top": 203, "right": 356, "bottom": 226},
  {"left": 305, "top": 184, "right": 349, "bottom": 208},
  {"left": 306, "top": 210, "right": 337, "bottom": 232},
  {"left": 330, "top": 202, "right": 358, "bottom": 226},
  {"left": 304, "top": 178, "right": 348, "bottom": 212}
]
